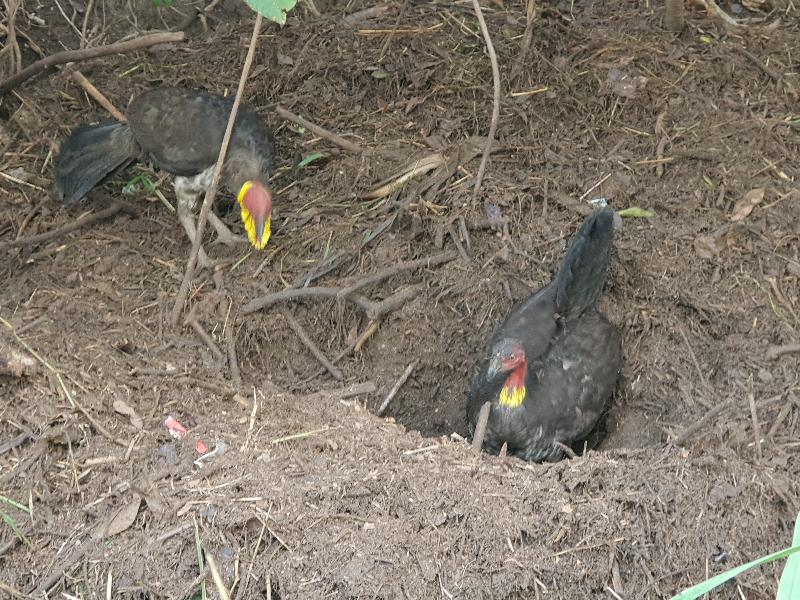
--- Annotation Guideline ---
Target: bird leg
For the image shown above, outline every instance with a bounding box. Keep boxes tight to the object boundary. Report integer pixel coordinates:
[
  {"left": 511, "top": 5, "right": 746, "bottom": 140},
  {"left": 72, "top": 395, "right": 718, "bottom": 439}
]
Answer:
[
  {"left": 206, "top": 210, "right": 248, "bottom": 247},
  {"left": 176, "top": 191, "right": 212, "bottom": 268}
]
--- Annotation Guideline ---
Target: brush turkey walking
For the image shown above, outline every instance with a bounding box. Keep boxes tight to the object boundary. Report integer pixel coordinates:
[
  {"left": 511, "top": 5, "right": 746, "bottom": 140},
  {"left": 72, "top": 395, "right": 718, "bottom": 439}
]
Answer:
[
  {"left": 466, "top": 208, "right": 622, "bottom": 463},
  {"left": 52, "top": 87, "right": 275, "bottom": 266}
]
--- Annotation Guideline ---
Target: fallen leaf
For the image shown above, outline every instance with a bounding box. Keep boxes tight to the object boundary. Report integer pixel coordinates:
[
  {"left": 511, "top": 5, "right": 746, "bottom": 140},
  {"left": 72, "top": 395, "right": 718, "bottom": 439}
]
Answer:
[
  {"left": 94, "top": 495, "right": 141, "bottom": 539},
  {"left": 729, "top": 187, "right": 765, "bottom": 222},
  {"left": 694, "top": 224, "right": 748, "bottom": 259},
  {"left": 113, "top": 399, "right": 143, "bottom": 429},
  {"left": 607, "top": 68, "right": 648, "bottom": 99},
  {"left": 617, "top": 207, "right": 655, "bottom": 218}
]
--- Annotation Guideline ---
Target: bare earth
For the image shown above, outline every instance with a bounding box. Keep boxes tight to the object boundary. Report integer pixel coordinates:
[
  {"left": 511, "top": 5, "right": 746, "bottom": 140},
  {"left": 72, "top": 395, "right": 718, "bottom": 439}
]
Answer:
[{"left": 1, "top": 0, "right": 799, "bottom": 598}]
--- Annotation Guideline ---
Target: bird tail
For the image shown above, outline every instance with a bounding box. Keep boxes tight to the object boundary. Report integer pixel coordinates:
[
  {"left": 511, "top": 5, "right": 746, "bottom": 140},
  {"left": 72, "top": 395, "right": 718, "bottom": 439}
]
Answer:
[
  {"left": 554, "top": 208, "right": 615, "bottom": 318},
  {"left": 52, "top": 122, "right": 139, "bottom": 203}
]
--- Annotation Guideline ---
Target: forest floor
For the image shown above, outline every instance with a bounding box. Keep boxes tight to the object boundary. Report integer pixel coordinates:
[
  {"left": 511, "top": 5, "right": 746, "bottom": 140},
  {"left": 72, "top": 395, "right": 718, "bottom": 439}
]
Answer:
[{"left": 1, "top": 0, "right": 799, "bottom": 597}]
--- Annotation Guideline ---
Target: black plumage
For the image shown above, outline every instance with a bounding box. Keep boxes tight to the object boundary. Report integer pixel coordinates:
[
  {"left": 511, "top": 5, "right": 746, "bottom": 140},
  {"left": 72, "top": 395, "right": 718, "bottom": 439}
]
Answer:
[{"left": 465, "top": 208, "right": 623, "bottom": 462}]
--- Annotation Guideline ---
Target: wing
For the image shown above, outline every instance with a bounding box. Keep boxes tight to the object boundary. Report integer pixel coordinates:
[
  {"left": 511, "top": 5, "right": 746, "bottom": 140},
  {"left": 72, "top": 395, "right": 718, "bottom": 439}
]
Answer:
[
  {"left": 525, "top": 311, "right": 622, "bottom": 445},
  {"left": 126, "top": 88, "right": 272, "bottom": 177}
]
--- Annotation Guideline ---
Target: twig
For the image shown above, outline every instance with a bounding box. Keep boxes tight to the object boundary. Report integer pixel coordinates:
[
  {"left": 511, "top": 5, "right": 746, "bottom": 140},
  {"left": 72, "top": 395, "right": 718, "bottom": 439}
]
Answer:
[
  {"left": 672, "top": 396, "right": 738, "bottom": 446},
  {"left": 179, "top": 566, "right": 211, "bottom": 600},
  {"left": 0, "top": 203, "right": 130, "bottom": 249},
  {"left": 283, "top": 312, "right": 343, "bottom": 380},
  {"left": 71, "top": 70, "right": 126, "bottom": 121},
  {"left": 0, "top": 32, "right": 186, "bottom": 94},
  {"left": 337, "top": 251, "right": 458, "bottom": 297},
  {"left": 510, "top": 0, "right": 536, "bottom": 82},
  {"left": 664, "top": 0, "right": 684, "bottom": 31},
  {"left": 554, "top": 440, "right": 578, "bottom": 459},
  {"left": 471, "top": 401, "right": 491, "bottom": 451},
  {"left": 170, "top": 16, "right": 261, "bottom": 326},
  {"left": 242, "top": 281, "right": 421, "bottom": 320},
  {"left": 748, "top": 392, "right": 762, "bottom": 460},
  {"left": 276, "top": 105, "right": 366, "bottom": 154},
  {"left": 363, "top": 153, "right": 445, "bottom": 199},
  {"left": 31, "top": 539, "right": 95, "bottom": 596},
  {"left": 206, "top": 555, "right": 231, "bottom": 600},
  {"left": 187, "top": 319, "right": 225, "bottom": 362},
  {"left": 767, "top": 343, "right": 800, "bottom": 360},
  {"left": 470, "top": 0, "right": 501, "bottom": 200},
  {"left": 376, "top": 361, "right": 416, "bottom": 416},
  {"left": 225, "top": 322, "right": 242, "bottom": 388}
]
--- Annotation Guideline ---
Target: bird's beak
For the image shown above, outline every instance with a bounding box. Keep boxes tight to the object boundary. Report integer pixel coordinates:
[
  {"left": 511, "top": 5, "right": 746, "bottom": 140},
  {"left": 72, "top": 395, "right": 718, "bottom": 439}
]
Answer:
[
  {"left": 254, "top": 214, "right": 271, "bottom": 249},
  {"left": 486, "top": 355, "right": 503, "bottom": 380}
]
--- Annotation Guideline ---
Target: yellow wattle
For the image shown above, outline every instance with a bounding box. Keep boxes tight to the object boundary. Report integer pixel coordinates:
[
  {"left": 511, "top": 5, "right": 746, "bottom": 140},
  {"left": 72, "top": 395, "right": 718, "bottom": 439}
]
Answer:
[
  {"left": 237, "top": 181, "right": 271, "bottom": 250},
  {"left": 498, "top": 384, "right": 526, "bottom": 408}
]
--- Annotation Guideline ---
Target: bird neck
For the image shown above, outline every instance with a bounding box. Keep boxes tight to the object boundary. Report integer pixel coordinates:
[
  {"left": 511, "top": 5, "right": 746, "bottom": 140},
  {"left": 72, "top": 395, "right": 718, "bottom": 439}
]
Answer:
[{"left": 498, "top": 361, "right": 527, "bottom": 409}]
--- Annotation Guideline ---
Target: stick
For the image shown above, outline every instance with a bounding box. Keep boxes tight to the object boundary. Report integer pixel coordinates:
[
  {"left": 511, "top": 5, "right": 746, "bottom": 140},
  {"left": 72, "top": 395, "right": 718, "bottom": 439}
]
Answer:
[
  {"left": 337, "top": 251, "right": 458, "bottom": 297},
  {"left": 767, "top": 343, "right": 800, "bottom": 360},
  {"left": 243, "top": 251, "right": 456, "bottom": 314},
  {"left": 71, "top": 70, "right": 126, "bottom": 122},
  {"left": 187, "top": 319, "right": 225, "bottom": 362},
  {"left": 0, "top": 203, "right": 129, "bottom": 249},
  {"left": 748, "top": 393, "right": 762, "bottom": 460},
  {"left": 672, "top": 396, "right": 739, "bottom": 446},
  {"left": 225, "top": 322, "right": 242, "bottom": 388},
  {"left": 0, "top": 32, "right": 185, "bottom": 94},
  {"left": 664, "top": 0, "right": 684, "bottom": 31},
  {"left": 276, "top": 105, "right": 366, "bottom": 154},
  {"left": 170, "top": 16, "right": 261, "bottom": 326},
  {"left": 376, "top": 361, "right": 416, "bottom": 416},
  {"left": 471, "top": 401, "right": 491, "bottom": 451},
  {"left": 470, "top": 0, "right": 501, "bottom": 200},
  {"left": 31, "top": 539, "right": 94, "bottom": 596},
  {"left": 283, "top": 312, "right": 343, "bottom": 380}
]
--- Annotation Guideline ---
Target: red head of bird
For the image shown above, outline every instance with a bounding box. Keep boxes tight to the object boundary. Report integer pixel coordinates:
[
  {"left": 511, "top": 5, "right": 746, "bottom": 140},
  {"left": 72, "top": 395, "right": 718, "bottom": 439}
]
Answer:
[
  {"left": 486, "top": 338, "right": 528, "bottom": 409},
  {"left": 237, "top": 180, "right": 272, "bottom": 250}
]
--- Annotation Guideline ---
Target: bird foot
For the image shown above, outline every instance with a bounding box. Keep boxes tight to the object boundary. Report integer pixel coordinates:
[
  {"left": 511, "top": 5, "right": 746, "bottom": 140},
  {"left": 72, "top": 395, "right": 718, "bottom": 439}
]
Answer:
[{"left": 208, "top": 212, "right": 248, "bottom": 248}]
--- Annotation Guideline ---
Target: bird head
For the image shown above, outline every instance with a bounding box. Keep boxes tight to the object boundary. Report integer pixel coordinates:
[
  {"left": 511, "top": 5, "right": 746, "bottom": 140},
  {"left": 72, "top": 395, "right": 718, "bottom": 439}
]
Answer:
[
  {"left": 487, "top": 338, "right": 526, "bottom": 379},
  {"left": 487, "top": 338, "right": 528, "bottom": 409},
  {"left": 237, "top": 180, "right": 272, "bottom": 250}
]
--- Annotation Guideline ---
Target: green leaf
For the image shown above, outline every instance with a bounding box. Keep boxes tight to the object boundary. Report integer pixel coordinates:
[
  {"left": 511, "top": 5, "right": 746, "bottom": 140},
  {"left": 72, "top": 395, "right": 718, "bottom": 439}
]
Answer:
[
  {"left": 244, "top": 0, "right": 298, "bottom": 24},
  {"left": 670, "top": 543, "right": 800, "bottom": 600},
  {"left": 1, "top": 508, "right": 30, "bottom": 546},
  {"left": 296, "top": 152, "right": 326, "bottom": 171},
  {"left": 778, "top": 515, "right": 800, "bottom": 600},
  {"left": 0, "top": 495, "right": 31, "bottom": 513},
  {"left": 617, "top": 207, "right": 655, "bottom": 218}
]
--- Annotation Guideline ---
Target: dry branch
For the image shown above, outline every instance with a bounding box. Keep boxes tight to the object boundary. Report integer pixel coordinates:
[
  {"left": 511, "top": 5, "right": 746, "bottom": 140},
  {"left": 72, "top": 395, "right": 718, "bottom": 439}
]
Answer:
[
  {"left": 0, "top": 203, "right": 130, "bottom": 250},
  {"left": 470, "top": 0, "right": 501, "bottom": 200},
  {"left": 471, "top": 401, "right": 491, "bottom": 451},
  {"left": 170, "top": 16, "right": 261, "bottom": 326},
  {"left": 0, "top": 32, "right": 185, "bottom": 94},
  {"left": 283, "top": 312, "right": 343, "bottom": 380},
  {"left": 242, "top": 251, "right": 457, "bottom": 316},
  {"left": 276, "top": 105, "right": 366, "bottom": 154},
  {"left": 71, "top": 70, "right": 126, "bottom": 121},
  {"left": 377, "top": 361, "right": 417, "bottom": 417}
]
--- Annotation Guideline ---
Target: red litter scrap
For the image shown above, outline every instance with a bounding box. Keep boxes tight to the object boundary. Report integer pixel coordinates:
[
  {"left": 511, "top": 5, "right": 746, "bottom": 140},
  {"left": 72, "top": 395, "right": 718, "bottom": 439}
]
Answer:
[
  {"left": 195, "top": 440, "right": 209, "bottom": 454},
  {"left": 164, "top": 416, "right": 188, "bottom": 440}
]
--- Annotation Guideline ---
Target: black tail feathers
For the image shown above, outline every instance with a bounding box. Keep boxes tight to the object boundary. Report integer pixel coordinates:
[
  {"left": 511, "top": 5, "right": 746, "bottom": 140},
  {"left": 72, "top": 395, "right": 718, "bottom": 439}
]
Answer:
[
  {"left": 52, "top": 122, "right": 139, "bottom": 203},
  {"left": 554, "top": 208, "right": 615, "bottom": 317}
]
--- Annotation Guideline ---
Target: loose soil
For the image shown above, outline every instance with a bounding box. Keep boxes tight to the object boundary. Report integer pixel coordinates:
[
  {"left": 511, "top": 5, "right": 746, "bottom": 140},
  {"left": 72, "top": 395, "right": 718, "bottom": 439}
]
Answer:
[{"left": 1, "top": 0, "right": 799, "bottom": 598}]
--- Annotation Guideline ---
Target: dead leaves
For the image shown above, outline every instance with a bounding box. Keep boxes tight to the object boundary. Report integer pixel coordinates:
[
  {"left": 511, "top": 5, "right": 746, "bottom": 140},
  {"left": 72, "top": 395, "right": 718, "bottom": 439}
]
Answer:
[
  {"left": 113, "top": 399, "right": 143, "bottom": 430},
  {"left": 694, "top": 223, "right": 748, "bottom": 259},
  {"left": 93, "top": 495, "right": 142, "bottom": 540},
  {"left": 694, "top": 188, "right": 767, "bottom": 260},
  {"left": 729, "top": 188, "right": 765, "bottom": 222}
]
